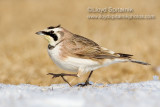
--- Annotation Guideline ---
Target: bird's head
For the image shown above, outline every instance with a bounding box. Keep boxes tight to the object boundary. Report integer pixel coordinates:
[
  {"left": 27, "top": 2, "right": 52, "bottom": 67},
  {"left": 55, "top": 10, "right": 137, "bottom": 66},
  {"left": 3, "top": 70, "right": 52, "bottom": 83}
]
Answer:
[{"left": 36, "top": 25, "right": 65, "bottom": 46}]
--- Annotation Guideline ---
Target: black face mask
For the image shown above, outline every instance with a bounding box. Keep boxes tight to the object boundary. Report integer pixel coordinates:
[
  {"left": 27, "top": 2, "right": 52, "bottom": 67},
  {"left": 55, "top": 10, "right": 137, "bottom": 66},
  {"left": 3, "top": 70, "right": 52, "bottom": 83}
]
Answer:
[{"left": 42, "top": 31, "right": 58, "bottom": 41}]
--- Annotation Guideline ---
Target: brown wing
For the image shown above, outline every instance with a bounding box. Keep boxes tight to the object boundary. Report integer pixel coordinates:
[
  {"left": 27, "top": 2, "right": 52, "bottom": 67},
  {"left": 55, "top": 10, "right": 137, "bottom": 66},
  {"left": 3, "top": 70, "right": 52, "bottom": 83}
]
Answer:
[{"left": 63, "top": 34, "right": 126, "bottom": 59}]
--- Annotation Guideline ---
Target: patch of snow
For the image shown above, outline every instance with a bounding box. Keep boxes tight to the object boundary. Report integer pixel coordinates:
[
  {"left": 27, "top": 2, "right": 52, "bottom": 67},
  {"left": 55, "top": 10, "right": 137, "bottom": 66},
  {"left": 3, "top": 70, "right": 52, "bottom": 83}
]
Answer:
[
  {"left": 153, "top": 75, "right": 159, "bottom": 81},
  {"left": 0, "top": 80, "right": 160, "bottom": 107}
]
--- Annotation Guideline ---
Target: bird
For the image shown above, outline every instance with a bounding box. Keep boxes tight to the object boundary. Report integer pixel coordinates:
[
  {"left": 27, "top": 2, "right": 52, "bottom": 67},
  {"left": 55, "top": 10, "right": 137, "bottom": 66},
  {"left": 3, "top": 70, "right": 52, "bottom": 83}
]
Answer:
[{"left": 35, "top": 25, "right": 150, "bottom": 86}]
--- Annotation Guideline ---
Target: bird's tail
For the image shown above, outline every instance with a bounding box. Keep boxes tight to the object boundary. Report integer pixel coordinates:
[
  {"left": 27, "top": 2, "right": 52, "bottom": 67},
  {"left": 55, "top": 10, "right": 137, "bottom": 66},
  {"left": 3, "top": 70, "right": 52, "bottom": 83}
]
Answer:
[{"left": 130, "top": 59, "right": 150, "bottom": 65}]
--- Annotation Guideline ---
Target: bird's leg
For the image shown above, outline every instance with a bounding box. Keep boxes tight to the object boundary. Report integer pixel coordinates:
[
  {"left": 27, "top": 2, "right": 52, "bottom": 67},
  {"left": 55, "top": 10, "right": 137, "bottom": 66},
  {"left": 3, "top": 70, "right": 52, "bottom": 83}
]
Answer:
[
  {"left": 78, "top": 71, "right": 93, "bottom": 87},
  {"left": 47, "top": 73, "right": 78, "bottom": 87},
  {"left": 85, "top": 71, "right": 93, "bottom": 85}
]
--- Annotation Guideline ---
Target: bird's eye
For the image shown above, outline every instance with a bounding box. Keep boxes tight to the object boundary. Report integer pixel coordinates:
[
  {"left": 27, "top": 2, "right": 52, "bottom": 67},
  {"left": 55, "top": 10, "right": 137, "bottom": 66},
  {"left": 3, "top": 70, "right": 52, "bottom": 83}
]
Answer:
[{"left": 50, "top": 31, "right": 54, "bottom": 34}]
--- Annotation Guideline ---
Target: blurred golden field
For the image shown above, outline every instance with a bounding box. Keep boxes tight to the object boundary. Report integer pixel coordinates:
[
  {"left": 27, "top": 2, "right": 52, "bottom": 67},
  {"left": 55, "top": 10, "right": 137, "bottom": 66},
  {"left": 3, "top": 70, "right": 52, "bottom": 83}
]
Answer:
[{"left": 0, "top": 0, "right": 160, "bottom": 86}]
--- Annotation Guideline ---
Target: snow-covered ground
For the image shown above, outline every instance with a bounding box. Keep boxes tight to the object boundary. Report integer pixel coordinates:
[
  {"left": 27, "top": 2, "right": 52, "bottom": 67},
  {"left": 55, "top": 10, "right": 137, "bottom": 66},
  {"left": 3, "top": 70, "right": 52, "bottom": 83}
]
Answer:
[{"left": 0, "top": 78, "right": 160, "bottom": 107}]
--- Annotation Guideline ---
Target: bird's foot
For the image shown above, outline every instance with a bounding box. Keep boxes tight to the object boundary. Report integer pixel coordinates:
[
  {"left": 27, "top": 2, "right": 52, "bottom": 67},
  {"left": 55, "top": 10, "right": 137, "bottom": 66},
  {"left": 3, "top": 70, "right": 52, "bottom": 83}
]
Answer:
[
  {"left": 47, "top": 73, "right": 77, "bottom": 87},
  {"left": 77, "top": 81, "right": 92, "bottom": 87},
  {"left": 47, "top": 73, "right": 65, "bottom": 78}
]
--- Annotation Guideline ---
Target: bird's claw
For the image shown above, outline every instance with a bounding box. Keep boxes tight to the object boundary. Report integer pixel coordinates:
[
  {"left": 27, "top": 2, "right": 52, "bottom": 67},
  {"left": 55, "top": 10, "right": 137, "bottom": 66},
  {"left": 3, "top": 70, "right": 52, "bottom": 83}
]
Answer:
[
  {"left": 47, "top": 73, "right": 62, "bottom": 78},
  {"left": 77, "top": 81, "right": 92, "bottom": 87}
]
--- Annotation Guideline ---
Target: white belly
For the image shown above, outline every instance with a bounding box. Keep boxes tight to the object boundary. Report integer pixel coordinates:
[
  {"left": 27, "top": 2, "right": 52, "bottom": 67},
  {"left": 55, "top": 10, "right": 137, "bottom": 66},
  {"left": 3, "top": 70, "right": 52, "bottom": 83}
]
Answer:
[
  {"left": 48, "top": 45, "right": 101, "bottom": 73},
  {"left": 48, "top": 45, "right": 77, "bottom": 72}
]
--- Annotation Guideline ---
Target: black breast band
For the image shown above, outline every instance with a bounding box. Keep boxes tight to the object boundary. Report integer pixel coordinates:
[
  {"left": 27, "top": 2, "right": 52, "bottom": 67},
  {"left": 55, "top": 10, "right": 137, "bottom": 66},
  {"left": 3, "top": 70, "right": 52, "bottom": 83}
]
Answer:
[
  {"left": 48, "top": 44, "right": 55, "bottom": 50},
  {"left": 48, "top": 39, "right": 64, "bottom": 50}
]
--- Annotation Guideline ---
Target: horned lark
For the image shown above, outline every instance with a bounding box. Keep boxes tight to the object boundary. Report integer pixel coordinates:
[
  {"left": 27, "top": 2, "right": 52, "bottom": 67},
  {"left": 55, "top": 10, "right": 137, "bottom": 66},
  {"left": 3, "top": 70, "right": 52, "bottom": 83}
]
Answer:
[{"left": 36, "top": 25, "right": 150, "bottom": 86}]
